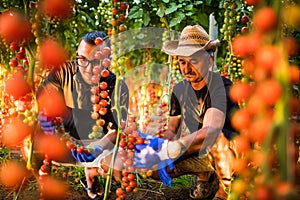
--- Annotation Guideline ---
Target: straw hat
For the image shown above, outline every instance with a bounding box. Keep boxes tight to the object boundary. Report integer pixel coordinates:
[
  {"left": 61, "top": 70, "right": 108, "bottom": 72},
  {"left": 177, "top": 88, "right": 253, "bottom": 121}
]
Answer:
[{"left": 163, "top": 25, "right": 220, "bottom": 56}]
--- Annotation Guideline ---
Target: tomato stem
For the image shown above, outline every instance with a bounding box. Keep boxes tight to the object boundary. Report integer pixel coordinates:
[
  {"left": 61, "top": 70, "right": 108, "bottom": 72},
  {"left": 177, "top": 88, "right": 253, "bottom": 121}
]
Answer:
[{"left": 103, "top": 75, "right": 122, "bottom": 200}]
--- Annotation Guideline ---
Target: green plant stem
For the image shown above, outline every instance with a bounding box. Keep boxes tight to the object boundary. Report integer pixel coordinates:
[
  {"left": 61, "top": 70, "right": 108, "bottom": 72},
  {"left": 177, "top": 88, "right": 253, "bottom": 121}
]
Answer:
[
  {"left": 274, "top": 47, "right": 291, "bottom": 182},
  {"left": 166, "top": 29, "right": 175, "bottom": 124},
  {"left": 23, "top": 0, "right": 28, "bottom": 16},
  {"left": 276, "top": 93, "right": 289, "bottom": 181},
  {"left": 103, "top": 75, "right": 122, "bottom": 200},
  {"left": 25, "top": 45, "right": 36, "bottom": 89},
  {"left": 25, "top": 44, "right": 36, "bottom": 170},
  {"left": 166, "top": 55, "right": 172, "bottom": 124}
]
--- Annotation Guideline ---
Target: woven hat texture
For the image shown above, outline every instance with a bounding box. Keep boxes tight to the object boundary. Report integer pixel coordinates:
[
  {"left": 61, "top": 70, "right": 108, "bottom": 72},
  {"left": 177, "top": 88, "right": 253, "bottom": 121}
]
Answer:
[{"left": 163, "top": 25, "right": 219, "bottom": 56}]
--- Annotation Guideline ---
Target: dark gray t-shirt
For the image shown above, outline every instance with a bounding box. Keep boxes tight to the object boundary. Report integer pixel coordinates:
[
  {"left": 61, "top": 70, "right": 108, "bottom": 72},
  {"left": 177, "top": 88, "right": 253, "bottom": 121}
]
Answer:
[{"left": 170, "top": 71, "right": 238, "bottom": 139}]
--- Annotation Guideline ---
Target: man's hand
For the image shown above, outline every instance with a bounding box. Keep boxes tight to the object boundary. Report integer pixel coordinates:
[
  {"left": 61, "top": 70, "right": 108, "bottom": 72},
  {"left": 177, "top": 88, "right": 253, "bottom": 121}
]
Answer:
[
  {"left": 134, "top": 132, "right": 175, "bottom": 187},
  {"left": 134, "top": 133, "right": 169, "bottom": 169},
  {"left": 38, "top": 112, "right": 55, "bottom": 135},
  {"left": 71, "top": 145, "right": 104, "bottom": 163}
]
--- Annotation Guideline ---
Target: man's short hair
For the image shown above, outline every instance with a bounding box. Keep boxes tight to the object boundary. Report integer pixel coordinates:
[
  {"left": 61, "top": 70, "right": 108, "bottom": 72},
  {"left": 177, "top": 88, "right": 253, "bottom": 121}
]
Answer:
[{"left": 82, "top": 31, "right": 110, "bottom": 47}]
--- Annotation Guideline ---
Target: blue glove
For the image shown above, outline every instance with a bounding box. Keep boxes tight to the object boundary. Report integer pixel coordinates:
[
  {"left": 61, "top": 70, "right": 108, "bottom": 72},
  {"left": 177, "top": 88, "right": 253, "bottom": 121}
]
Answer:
[
  {"left": 134, "top": 132, "right": 169, "bottom": 169},
  {"left": 158, "top": 159, "right": 174, "bottom": 187},
  {"left": 71, "top": 145, "right": 104, "bottom": 162},
  {"left": 38, "top": 112, "right": 55, "bottom": 135},
  {"left": 135, "top": 132, "right": 174, "bottom": 186}
]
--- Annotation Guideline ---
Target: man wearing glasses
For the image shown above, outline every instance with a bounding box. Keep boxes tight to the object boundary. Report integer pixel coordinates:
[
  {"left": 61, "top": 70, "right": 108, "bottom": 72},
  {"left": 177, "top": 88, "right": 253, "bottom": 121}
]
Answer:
[{"left": 38, "top": 31, "right": 129, "bottom": 200}]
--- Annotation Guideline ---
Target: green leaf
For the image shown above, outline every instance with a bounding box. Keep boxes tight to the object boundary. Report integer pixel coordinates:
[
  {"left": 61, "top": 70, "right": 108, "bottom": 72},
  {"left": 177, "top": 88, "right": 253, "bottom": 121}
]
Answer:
[
  {"left": 195, "top": 12, "right": 209, "bottom": 27},
  {"left": 194, "top": 1, "right": 203, "bottom": 5},
  {"left": 165, "top": 3, "right": 179, "bottom": 15},
  {"left": 157, "top": 3, "right": 166, "bottom": 18},
  {"left": 169, "top": 12, "right": 185, "bottom": 27},
  {"left": 128, "top": 8, "right": 143, "bottom": 19},
  {"left": 185, "top": 11, "right": 193, "bottom": 16},
  {"left": 143, "top": 12, "right": 151, "bottom": 26},
  {"left": 128, "top": 6, "right": 143, "bottom": 19},
  {"left": 206, "top": 0, "right": 212, "bottom": 5},
  {"left": 186, "top": 4, "right": 193, "bottom": 11},
  {"left": 162, "top": 0, "right": 170, "bottom": 3}
]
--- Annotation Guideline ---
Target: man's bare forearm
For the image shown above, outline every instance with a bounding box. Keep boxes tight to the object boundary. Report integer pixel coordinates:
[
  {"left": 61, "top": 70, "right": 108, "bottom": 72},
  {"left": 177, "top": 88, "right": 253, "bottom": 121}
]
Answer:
[
  {"left": 88, "top": 129, "right": 117, "bottom": 150},
  {"left": 163, "top": 129, "right": 177, "bottom": 140},
  {"left": 178, "top": 127, "right": 221, "bottom": 156}
]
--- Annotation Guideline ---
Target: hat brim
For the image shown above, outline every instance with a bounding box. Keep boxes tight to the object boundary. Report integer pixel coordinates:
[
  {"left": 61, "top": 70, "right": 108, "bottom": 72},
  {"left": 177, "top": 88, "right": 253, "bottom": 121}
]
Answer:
[{"left": 163, "top": 39, "right": 219, "bottom": 57}]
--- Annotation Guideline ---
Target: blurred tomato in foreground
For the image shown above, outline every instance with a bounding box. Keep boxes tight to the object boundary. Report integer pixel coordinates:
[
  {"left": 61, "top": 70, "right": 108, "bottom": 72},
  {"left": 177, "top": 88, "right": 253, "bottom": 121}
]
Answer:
[
  {"left": 39, "top": 176, "right": 68, "bottom": 200},
  {"left": 1, "top": 117, "right": 33, "bottom": 147},
  {"left": 244, "top": 0, "right": 261, "bottom": 6},
  {"left": 35, "top": 135, "right": 69, "bottom": 161},
  {"left": 42, "top": 0, "right": 74, "bottom": 19},
  {"left": 38, "top": 86, "right": 66, "bottom": 117},
  {"left": 39, "top": 38, "right": 68, "bottom": 69},
  {"left": 253, "top": 7, "right": 278, "bottom": 33},
  {"left": 0, "top": 11, "right": 32, "bottom": 42},
  {"left": 229, "top": 81, "right": 252, "bottom": 103},
  {"left": 4, "top": 73, "right": 31, "bottom": 100},
  {"left": 0, "top": 160, "right": 29, "bottom": 188}
]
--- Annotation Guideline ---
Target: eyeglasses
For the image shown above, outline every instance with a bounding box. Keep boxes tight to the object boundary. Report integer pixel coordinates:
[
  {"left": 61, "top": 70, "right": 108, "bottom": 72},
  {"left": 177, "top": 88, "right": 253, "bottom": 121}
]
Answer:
[{"left": 76, "top": 56, "right": 100, "bottom": 68}]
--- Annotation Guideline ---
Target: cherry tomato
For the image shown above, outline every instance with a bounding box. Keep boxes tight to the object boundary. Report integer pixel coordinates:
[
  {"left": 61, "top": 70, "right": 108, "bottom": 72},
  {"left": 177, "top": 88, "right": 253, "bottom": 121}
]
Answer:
[
  {"left": 127, "top": 143, "right": 135, "bottom": 150},
  {"left": 95, "top": 51, "right": 103, "bottom": 60},
  {"left": 66, "top": 141, "right": 75, "bottom": 149},
  {"left": 91, "top": 111, "right": 99, "bottom": 120},
  {"left": 102, "top": 58, "right": 111, "bottom": 68},
  {"left": 122, "top": 170, "right": 128, "bottom": 177},
  {"left": 127, "top": 135, "right": 136, "bottom": 143},
  {"left": 10, "top": 42, "right": 19, "bottom": 51},
  {"left": 93, "top": 65, "right": 101, "bottom": 75},
  {"left": 101, "top": 69, "right": 110, "bottom": 78},
  {"left": 94, "top": 37, "right": 103, "bottom": 45},
  {"left": 116, "top": 188, "right": 124, "bottom": 197},
  {"left": 100, "top": 91, "right": 108, "bottom": 99},
  {"left": 9, "top": 59, "right": 18, "bottom": 67},
  {"left": 119, "top": 140, "right": 127, "bottom": 148},
  {"left": 136, "top": 137, "right": 145, "bottom": 144},
  {"left": 96, "top": 118, "right": 105, "bottom": 126},
  {"left": 127, "top": 173, "right": 135, "bottom": 181},
  {"left": 99, "top": 107, "right": 107, "bottom": 116},
  {"left": 90, "top": 86, "right": 99, "bottom": 95},
  {"left": 129, "top": 180, "right": 137, "bottom": 188},
  {"left": 125, "top": 186, "right": 132, "bottom": 192},
  {"left": 102, "top": 47, "right": 111, "bottom": 56},
  {"left": 76, "top": 146, "right": 84, "bottom": 153},
  {"left": 93, "top": 104, "right": 101, "bottom": 112},
  {"left": 99, "top": 82, "right": 108, "bottom": 90},
  {"left": 90, "top": 95, "right": 100, "bottom": 103},
  {"left": 99, "top": 99, "right": 108, "bottom": 107},
  {"left": 146, "top": 170, "right": 153, "bottom": 177},
  {"left": 127, "top": 150, "right": 135, "bottom": 159}
]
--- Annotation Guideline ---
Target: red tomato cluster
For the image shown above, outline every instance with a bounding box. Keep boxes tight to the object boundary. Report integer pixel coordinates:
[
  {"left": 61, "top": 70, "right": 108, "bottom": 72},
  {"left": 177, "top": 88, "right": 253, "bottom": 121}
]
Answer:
[
  {"left": 89, "top": 75, "right": 109, "bottom": 140},
  {"left": 228, "top": 5, "right": 299, "bottom": 199},
  {"left": 115, "top": 117, "right": 155, "bottom": 199},
  {"left": 108, "top": 2, "right": 128, "bottom": 36},
  {"left": 90, "top": 80, "right": 109, "bottom": 120}
]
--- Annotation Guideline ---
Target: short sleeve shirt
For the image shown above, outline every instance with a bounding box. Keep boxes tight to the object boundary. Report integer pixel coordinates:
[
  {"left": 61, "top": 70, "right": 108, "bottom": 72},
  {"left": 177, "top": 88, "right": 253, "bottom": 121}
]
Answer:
[
  {"left": 39, "top": 62, "right": 129, "bottom": 140},
  {"left": 170, "top": 71, "right": 237, "bottom": 139}
]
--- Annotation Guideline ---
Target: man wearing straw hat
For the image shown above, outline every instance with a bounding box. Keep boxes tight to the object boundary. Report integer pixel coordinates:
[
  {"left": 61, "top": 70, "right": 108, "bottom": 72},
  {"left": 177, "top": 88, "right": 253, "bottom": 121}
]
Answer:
[{"left": 134, "top": 25, "right": 238, "bottom": 200}]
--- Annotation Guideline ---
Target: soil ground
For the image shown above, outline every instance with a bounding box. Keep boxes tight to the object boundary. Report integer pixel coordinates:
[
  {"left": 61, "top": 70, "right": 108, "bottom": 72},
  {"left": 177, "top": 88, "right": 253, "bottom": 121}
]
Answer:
[{"left": 0, "top": 177, "right": 196, "bottom": 200}]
